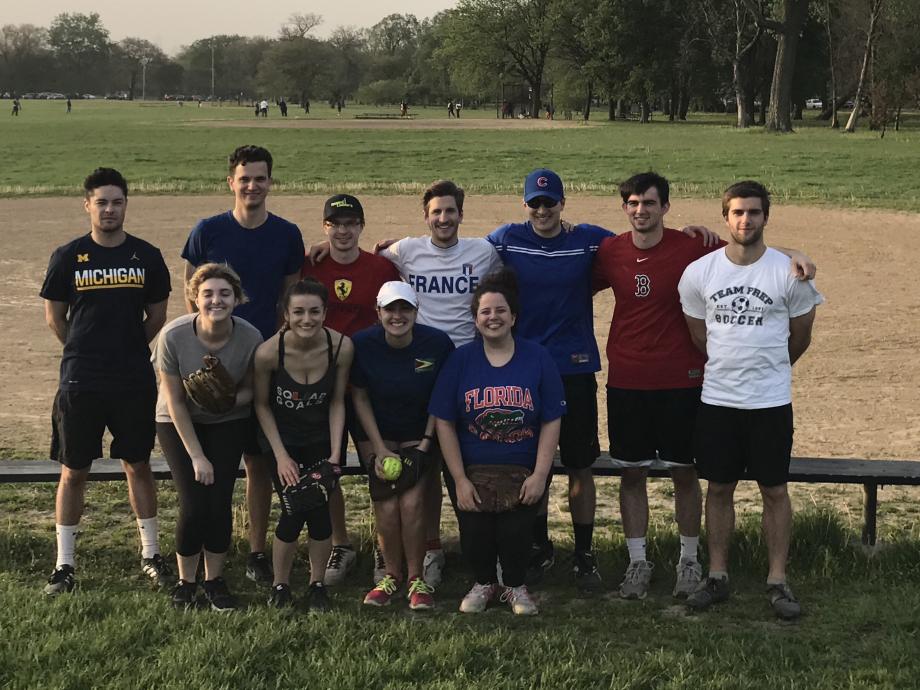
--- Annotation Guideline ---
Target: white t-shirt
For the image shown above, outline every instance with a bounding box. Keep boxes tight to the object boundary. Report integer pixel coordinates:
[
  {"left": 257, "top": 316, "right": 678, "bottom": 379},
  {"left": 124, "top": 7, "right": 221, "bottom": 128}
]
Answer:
[
  {"left": 381, "top": 236, "right": 502, "bottom": 346},
  {"left": 678, "top": 247, "right": 823, "bottom": 409}
]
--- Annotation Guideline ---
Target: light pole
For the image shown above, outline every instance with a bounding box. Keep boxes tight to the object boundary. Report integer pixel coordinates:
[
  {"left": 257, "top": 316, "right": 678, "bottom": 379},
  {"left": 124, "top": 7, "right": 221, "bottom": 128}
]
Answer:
[
  {"left": 210, "top": 40, "right": 216, "bottom": 101},
  {"left": 140, "top": 57, "right": 151, "bottom": 101}
]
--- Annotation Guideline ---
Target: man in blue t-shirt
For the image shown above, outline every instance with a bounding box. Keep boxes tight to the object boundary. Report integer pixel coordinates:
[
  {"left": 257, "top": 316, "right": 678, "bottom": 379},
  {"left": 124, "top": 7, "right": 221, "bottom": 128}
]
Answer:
[
  {"left": 486, "top": 168, "right": 613, "bottom": 590},
  {"left": 181, "top": 145, "right": 305, "bottom": 585}
]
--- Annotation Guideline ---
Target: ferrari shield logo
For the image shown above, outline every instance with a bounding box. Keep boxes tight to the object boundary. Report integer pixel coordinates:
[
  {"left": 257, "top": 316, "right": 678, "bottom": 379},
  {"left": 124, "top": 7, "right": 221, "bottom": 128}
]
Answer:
[{"left": 334, "top": 279, "right": 352, "bottom": 301}]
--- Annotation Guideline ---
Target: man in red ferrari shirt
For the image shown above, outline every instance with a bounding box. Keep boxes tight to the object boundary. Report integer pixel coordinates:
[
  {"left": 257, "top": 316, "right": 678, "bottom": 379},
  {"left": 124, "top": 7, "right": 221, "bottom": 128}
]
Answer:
[{"left": 301, "top": 194, "right": 399, "bottom": 585}]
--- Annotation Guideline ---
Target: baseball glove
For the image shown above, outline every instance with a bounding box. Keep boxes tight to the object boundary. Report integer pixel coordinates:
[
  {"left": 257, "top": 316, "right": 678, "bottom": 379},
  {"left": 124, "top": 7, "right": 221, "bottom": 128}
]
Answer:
[
  {"left": 466, "top": 464, "right": 531, "bottom": 512},
  {"left": 183, "top": 354, "right": 237, "bottom": 415},
  {"left": 367, "top": 446, "right": 430, "bottom": 502},
  {"left": 280, "top": 459, "right": 341, "bottom": 514}
]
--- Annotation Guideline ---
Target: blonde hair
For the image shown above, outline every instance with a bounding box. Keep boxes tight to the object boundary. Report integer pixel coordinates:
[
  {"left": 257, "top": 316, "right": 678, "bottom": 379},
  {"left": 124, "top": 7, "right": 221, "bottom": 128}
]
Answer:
[{"left": 186, "top": 262, "right": 248, "bottom": 305}]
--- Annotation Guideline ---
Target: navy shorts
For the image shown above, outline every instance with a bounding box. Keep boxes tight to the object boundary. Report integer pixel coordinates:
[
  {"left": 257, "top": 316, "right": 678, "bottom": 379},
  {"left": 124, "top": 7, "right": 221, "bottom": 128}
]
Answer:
[
  {"left": 607, "top": 387, "right": 701, "bottom": 468},
  {"left": 51, "top": 388, "right": 156, "bottom": 470},
  {"left": 558, "top": 374, "right": 601, "bottom": 470},
  {"left": 693, "top": 403, "right": 794, "bottom": 487}
]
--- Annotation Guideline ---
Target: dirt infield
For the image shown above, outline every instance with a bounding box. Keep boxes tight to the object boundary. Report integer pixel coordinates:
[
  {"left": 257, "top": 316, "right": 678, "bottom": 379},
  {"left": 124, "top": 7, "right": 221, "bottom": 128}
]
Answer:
[{"left": 2, "top": 194, "right": 918, "bottom": 464}]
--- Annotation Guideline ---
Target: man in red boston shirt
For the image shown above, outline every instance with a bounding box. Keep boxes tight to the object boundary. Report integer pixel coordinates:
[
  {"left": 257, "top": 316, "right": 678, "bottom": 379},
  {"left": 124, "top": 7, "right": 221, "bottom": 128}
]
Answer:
[
  {"left": 593, "top": 172, "right": 814, "bottom": 602},
  {"left": 301, "top": 194, "right": 399, "bottom": 584}
]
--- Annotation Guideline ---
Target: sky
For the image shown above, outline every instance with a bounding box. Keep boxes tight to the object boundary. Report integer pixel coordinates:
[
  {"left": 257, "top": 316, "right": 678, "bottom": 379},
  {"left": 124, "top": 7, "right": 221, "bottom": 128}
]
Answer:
[{"left": 7, "top": 0, "right": 459, "bottom": 56}]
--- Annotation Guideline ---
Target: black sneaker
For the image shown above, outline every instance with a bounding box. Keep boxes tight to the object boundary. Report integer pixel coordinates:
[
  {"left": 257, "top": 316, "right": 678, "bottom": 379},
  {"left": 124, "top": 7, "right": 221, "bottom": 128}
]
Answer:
[
  {"left": 767, "top": 582, "right": 802, "bottom": 621},
  {"left": 202, "top": 577, "right": 238, "bottom": 612},
  {"left": 686, "top": 577, "right": 730, "bottom": 612},
  {"left": 141, "top": 554, "right": 173, "bottom": 587},
  {"left": 573, "top": 550, "right": 603, "bottom": 592},
  {"left": 268, "top": 583, "right": 293, "bottom": 609},
  {"left": 306, "top": 582, "right": 331, "bottom": 613},
  {"left": 246, "top": 552, "right": 273, "bottom": 585},
  {"left": 526, "top": 541, "right": 555, "bottom": 585},
  {"left": 171, "top": 580, "right": 198, "bottom": 611},
  {"left": 43, "top": 564, "right": 76, "bottom": 596}
]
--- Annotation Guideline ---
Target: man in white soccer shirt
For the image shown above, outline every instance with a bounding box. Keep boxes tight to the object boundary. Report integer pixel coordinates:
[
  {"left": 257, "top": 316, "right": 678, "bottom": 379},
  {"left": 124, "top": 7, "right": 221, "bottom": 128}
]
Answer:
[{"left": 678, "top": 180, "right": 821, "bottom": 620}]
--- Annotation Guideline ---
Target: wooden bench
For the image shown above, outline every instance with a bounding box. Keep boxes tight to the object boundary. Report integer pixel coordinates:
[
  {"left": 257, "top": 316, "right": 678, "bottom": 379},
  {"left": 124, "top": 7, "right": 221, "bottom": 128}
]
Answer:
[
  {"left": 354, "top": 113, "right": 413, "bottom": 120},
  {"left": 2, "top": 454, "right": 917, "bottom": 546}
]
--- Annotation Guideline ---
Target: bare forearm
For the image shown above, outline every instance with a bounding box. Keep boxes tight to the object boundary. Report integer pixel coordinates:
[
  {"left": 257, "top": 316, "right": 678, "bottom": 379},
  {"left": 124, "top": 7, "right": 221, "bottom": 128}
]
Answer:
[
  {"left": 435, "top": 418, "right": 466, "bottom": 483},
  {"left": 533, "top": 418, "right": 561, "bottom": 478},
  {"left": 788, "top": 334, "right": 812, "bottom": 365}
]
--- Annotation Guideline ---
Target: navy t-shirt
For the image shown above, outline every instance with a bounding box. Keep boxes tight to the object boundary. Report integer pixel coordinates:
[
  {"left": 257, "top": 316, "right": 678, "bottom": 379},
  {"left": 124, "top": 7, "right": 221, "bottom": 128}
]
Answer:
[
  {"left": 351, "top": 323, "right": 454, "bottom": 442},
  {"left": 182, "top": 211, "right": 305, "bottom": 339},
  {"left": 40, "top": 233, "right": 171, "bottom": 391},
  {"left": 486, "top": 222, "right": 613, "bottom": 376},
  {"left": 428, "top": 337, "right": 566, "bottom": 468}
]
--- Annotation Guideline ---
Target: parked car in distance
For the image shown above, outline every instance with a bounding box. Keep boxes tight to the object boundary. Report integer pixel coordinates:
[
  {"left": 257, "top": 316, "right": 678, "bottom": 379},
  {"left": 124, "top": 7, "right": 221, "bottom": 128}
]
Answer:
[{"left": 806, "top": 98, "right": 823, "bottom": 109}]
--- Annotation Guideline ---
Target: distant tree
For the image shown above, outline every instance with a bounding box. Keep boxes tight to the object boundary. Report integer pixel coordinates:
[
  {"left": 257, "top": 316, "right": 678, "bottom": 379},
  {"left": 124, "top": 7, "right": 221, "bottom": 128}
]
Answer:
[
  {"left": 48, "top": 12, "right": 111, "bottom": 93},
  {"left": 279, "top": 13, "right": 323, "bottom": 40},
  {"left": 326, "top": 27, "right": 368, "bottom": 105},
  {"left": 0, "top": 24, "right": 52, "bottom": 93},
  {"left": 258, "top": 36, "right": 331, "bottom": 105},
  {"left": 844, "top": 0, "right": 884, "bottom": 132},
  {"left": 116, "top": 38, "right": 166, "bottom": 99},
  {"left": 367, "top": 14, "right": 419, "bottom": 55}
]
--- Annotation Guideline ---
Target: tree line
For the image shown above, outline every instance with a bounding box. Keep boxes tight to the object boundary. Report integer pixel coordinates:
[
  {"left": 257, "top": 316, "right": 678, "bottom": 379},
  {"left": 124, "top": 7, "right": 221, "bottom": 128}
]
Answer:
[{"left": 2, "top": 0, "right": 917, "bottom": 132}]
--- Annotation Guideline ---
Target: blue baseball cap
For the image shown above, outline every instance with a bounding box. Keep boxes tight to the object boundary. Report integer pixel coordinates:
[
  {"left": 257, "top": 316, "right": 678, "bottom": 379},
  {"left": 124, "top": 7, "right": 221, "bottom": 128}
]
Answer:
[{"left": 524, "top": 168, "right": 564, "bottom": 203}]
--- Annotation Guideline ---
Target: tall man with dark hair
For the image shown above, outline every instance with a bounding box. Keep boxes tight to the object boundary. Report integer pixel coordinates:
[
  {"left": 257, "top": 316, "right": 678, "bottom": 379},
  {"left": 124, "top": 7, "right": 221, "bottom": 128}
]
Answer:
[
  {"left": 41, "top": 168, "right": 172, "bottom": 594},
  {"left": 182, "top": 145, "right": 305, "bottom": 585},
  {"left": 679, "top": 181, "right": 821, "bottom": 620}
]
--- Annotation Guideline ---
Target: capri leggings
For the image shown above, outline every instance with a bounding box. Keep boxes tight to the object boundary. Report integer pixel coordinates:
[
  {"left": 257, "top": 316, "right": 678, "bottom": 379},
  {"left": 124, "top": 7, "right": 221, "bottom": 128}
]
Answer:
[
  {"left": 156, "top": 419, "right": 247, "bottom": 556},
  {"left": 269, "top": 445, "right": 334, "bottom": 544}
]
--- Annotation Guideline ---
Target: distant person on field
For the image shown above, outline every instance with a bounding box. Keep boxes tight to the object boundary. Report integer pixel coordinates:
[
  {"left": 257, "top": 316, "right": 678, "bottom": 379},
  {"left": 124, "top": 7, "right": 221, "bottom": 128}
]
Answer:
[
  {"left": 679, "top": 180, "right": 822, "bottom": 621},
  {"left": 12, "top": 98, "right": 20, "bottom": 116},
  {"left": 181, "top": 145, "right": 305, "bottom": 587},
  {"left": 278, "top": 98, "right": 288, "bottom": 117},
  {"left": 66, "top": 98, "right": 72, "bottom": 114},
  {"left": 304, "top": 99, "right": 310, "bottom": 115},
  {"left": 447, "top": 100, "right": 455, "bottom": 118},
  {"left": 455, "top": 101, "right": 462, "bottom": 118},
  {"left": 400, "top": 101, "right": 409, "bottom": 117},
  {"left": 40, "top": 167, "right": 172, "bottom": 596}
]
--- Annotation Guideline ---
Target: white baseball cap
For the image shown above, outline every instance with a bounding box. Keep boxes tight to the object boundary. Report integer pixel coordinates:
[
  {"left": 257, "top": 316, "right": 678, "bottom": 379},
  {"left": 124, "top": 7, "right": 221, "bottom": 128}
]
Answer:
[{"left": 376, "top": 281, "right": 419, "bottom": 308}]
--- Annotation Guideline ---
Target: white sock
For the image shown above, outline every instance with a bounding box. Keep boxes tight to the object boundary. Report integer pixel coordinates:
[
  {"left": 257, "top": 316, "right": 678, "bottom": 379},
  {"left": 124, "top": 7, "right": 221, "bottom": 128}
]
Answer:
[
  {"left": 136, "top": 517, "right": 160, "bottom": 559},
  {"left": 679, "top": 535, "right": 699, "bottom": 562},
  {"left": 626, "top": 537, "right": 647, "bottom": 563},
  {"left": 55, "top": 524, "right": 78, "bottom": 568}
]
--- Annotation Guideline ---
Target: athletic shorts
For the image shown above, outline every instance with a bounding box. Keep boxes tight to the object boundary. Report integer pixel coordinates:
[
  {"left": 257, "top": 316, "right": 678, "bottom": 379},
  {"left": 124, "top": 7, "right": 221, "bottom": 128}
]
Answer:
[
  {"left": 558, "top": 374, "right": 601, "bottom": 470},
  {"left": 607, "top": 386, "right": 701, "bottom": 468},
  {"left": 268, "top": 444, "right": 334, "bottom": 541},
  {"left": 693, "top": 403, "right": 793, "bottom": 487},
  {"left": 338, "top": 392, "right": 368, "bottom": 471},
  {"left": 242, "top": 410, "right": 262, "bottom": 457},
  {"left": 50, "top": 388, "right": 156, "bottom": 470}
]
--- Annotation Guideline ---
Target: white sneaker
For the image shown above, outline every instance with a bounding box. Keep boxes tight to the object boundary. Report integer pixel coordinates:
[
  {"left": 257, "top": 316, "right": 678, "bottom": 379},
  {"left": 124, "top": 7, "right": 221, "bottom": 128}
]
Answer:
[
  {"left": 459, "top": 582, "right": 499, "bottom": 613},
  {"left": 372, "top": 544, "right": 386, "bottom": 585},
  {"left": 324, "top": 545, "right": 356, "bottom": 586},
  {"left": 423, "top": 549, "right": 445, "bottom": 587},
  {"left": 673, "top": 557, "right": 703, "bottom": 598},
  {"left": 501, "top": 585, "right": 538, "bottom": 615}
]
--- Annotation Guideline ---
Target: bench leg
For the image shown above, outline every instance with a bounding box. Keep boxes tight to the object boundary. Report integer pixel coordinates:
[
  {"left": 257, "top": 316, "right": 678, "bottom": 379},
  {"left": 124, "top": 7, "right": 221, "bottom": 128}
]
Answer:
[{"left": 861, "top": 483, "right": 878, "bottom": 546}]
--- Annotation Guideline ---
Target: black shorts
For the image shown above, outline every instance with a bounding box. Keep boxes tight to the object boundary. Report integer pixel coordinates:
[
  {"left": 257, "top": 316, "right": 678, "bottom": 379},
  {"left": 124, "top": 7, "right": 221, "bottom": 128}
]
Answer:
[
  {"left": 242, "top": 410, "right": 262, "bottom": 457},
  {"left": 268, "top": 444, "right": 334, "bottom": 541},
  {"left": 558, "top": 374, "right": 600, "bottom": 469},
  {"left": 337, "top": 392, "right": 369, "bottom": 471},
  {"left": 607, "top": 386, "right": 701, "bottom": 468},
  {"left": 693, "top": 403, "right": 793, "bottom": 487},
  {"left": 50, "top": 388, "right": 156, "bottom": 470}
]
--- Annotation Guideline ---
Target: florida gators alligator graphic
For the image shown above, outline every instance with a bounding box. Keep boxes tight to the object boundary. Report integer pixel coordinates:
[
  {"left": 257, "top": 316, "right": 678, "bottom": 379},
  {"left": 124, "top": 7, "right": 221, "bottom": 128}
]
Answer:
[{"left": 470, "top": 408, "right": 534, "bottom": 443}]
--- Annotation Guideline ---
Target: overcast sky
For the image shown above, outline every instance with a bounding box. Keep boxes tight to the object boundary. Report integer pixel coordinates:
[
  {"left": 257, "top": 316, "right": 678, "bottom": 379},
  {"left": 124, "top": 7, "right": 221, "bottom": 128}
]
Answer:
[{"left": 8, "top": 1, "right": 458, "bottom": 56}]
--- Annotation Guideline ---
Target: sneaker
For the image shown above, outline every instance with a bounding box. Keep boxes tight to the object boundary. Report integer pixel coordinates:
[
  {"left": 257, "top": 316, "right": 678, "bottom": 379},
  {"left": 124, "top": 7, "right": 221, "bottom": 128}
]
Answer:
[
  {"left": 372, "top": 544, "right": 386, "bottom": 585},
  {"left": 307, "top": 582, "right": 332, "bottom": 613},
  {"left": 459, "top": 583, "right": 499, "bottom": 614},
  {"left": 268, "top": 583, "right": 293, "bottom": 609},
  {"left": 526, "top": 541, "right": 555, "bottom": 585},
  {"left": 44, "top": 564, "right": 76, "bottom": 596},
  {"left": 767, "top": 582, "right": 802, "bottom": 620},
  {"left": 673, "top": 558, "right": 703, "bottom": 598},
  {"left": 407, "top": 576, "right": 435, "bottom": 611},
  {"left": 501, "top": 585, "right": 539, "bottom": 615},
  {"left": 171, "top": 580, "right": 198, "bottom": 610},
  {"left": 245, "top": 552, "right": 273, "bottom": 585},
  {"left": 422, "top": 549, "right": 445, "bottom": 588},
  {"left": 363, "top": 574, "right": 399, "bottom": 606},
  {"left": 202, "top": 577, "right": 237, "bottom": 612},
  {"left": 573, "top": 551, "right": 603, "bottom": 592},
  {"left": 686, "top": 576, "right": 731, "bottom": 612},
  {"left": 325, "top": 545, "right": 357, "bottom": 586},
  {"left": 619, "top": 560, "right": 654, "bottom": 600},
  {"left": 141, "top": 554, "right": 173, "bottom": 588}
]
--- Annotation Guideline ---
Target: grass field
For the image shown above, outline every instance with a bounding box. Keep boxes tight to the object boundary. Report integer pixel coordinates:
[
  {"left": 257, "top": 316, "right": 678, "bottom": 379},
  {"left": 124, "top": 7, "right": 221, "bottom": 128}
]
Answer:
[{"left": 3, "top": 100, "right": 919, "bottom": 211}]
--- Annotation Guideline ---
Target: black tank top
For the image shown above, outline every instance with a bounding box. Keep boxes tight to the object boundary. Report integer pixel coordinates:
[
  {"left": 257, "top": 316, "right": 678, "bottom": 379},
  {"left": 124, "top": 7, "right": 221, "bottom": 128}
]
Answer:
[{"left": 268, "top": 327, "right": 343, "bottom": 450}]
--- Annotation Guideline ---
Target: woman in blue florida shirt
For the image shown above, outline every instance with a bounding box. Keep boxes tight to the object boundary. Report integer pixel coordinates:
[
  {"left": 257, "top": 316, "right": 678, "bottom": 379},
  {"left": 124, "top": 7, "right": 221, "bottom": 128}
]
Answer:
[{"left": 429, "top": 269, "right": 565, "bottom": 616}]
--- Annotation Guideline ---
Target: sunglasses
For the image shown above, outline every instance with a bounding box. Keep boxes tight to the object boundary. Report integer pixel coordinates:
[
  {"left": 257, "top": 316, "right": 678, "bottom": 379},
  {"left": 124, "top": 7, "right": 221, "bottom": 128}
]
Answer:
[{"left": 526, "top": 197, "right": 559, "bottom": 209}]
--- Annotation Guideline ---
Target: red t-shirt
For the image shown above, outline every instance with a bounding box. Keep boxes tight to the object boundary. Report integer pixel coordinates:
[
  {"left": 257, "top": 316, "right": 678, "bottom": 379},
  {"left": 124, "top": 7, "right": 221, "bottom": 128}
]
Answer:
[
  {"left": 593, "top": 229, "right": 724, "bottom": 389},
  {"left": 302, "top": 250, "right": 400, "bottom": 336}
]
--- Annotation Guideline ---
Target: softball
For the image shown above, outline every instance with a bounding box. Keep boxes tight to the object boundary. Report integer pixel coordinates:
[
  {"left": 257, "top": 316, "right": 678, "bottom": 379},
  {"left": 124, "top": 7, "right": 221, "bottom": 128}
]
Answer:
[{"left": 381, "top": 455, "right": 402, "bottom": 481}]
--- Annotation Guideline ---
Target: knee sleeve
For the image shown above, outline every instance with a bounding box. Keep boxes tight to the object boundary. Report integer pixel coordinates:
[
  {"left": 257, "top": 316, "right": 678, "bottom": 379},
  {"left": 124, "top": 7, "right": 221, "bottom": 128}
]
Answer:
[{"left": 275, "top": 511, "right": 308, "bottom": 543}]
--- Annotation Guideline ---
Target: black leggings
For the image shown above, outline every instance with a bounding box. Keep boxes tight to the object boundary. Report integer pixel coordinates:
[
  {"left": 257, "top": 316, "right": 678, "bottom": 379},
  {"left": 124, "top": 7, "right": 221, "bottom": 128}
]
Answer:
[
  {"left": 157, "top": 420, "right": 246, "bottom": 557},
  {"left": 269, "top": 446, "right": 333, "bottom": 543}
]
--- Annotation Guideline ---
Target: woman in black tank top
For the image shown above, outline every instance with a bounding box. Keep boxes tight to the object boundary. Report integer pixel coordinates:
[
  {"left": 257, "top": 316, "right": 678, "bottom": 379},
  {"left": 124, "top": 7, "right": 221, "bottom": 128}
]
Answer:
[{"left": 254, "top": 279, "right": 353, "bottom": 611}]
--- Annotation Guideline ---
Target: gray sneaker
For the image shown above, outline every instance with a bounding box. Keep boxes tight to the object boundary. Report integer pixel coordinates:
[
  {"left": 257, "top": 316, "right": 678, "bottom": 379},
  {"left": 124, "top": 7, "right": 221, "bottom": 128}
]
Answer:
[
  {"left": 672, "top": 558, "right": 703, "bottom": 598},
  {"left": 618, "top": 560, "right": 654, "bottom": 600},
  {"left": 767, "top": 582, "right": 801, "bottom": 620},
  {"left": 686, "top": 576, "right": 730, "bottom": 612}
]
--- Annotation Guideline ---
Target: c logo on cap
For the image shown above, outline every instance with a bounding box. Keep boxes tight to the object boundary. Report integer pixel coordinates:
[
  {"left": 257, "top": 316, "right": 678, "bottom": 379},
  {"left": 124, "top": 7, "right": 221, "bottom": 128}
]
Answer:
[{"left": 537, "top": 176, "right": 549, "bottom": 188}]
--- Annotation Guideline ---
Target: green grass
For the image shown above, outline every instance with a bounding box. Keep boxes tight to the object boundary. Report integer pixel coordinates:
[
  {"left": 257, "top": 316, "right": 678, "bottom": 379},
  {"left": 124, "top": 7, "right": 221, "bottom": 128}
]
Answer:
[
  {"left": 2, "top": 479, "right": 919, "bottom": 689},
  {"left": 3, "top": 100, "right": 920, "bottom": 211}
]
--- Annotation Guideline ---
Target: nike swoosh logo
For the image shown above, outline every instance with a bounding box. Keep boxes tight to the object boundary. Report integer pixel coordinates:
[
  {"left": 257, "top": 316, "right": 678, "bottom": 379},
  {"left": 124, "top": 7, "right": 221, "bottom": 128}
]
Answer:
[{"left": 636, "top": 257, "right": 649, "bottom": 262}]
